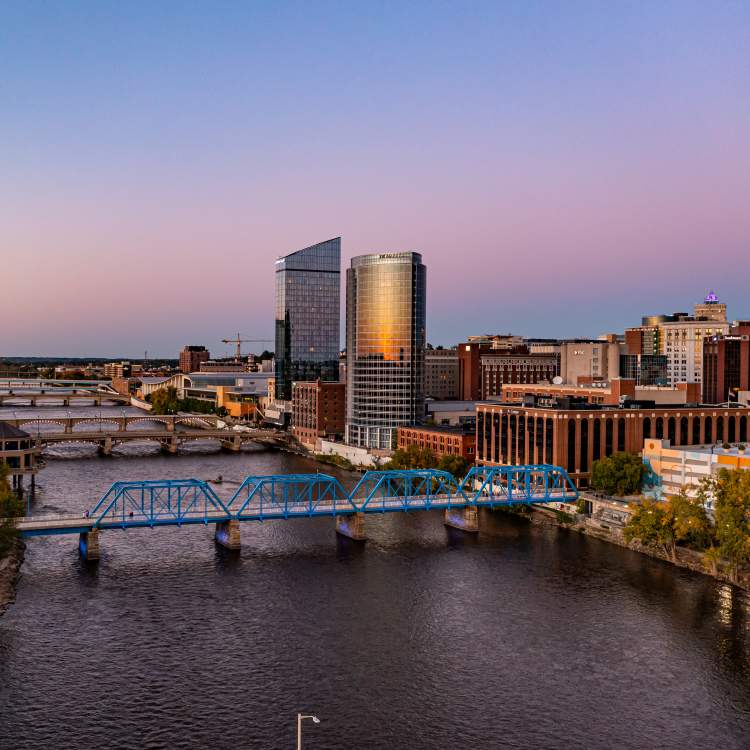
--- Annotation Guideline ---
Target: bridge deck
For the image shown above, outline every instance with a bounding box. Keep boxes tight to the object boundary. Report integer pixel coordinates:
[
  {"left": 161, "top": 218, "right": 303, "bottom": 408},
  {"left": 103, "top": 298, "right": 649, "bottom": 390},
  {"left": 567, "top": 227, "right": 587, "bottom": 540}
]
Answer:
[{"left": 16, "top": 488, "right": 577, "bottom": 537}]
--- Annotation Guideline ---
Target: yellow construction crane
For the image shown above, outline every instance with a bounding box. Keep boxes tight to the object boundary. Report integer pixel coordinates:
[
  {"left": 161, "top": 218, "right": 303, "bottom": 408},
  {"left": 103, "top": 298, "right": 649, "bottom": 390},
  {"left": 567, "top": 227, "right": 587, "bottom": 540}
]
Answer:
[{"left": 221, "top": 333, "right": 272, "bottom": 362}]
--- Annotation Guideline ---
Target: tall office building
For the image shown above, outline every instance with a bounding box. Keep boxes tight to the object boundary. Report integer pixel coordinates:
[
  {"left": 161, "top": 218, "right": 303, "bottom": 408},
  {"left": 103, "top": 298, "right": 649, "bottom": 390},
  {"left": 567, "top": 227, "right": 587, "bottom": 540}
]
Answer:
[
  {"left": 274, "top": 238, "right": 341, "bottom": 401},
  {"left": 345, "top": 251, "right": 426, "bottom": 450}
]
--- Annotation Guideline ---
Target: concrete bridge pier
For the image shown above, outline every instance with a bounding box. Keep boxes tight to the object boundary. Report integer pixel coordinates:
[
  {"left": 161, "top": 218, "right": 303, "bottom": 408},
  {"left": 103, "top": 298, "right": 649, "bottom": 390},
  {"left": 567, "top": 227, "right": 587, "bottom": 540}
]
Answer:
[
  {"left": 215, "top": 520, "right": 241, "bottom": 550},
  {"left": 79, "top": 529, "right": 101, "bottom": 561},
  {"left": 98, "top": 437, "right": 113, "bottom": 457},
  {"left": 221, "top": 436, "right": 242, "bottom": 452},
  {"left": 444, "top": 506, "right": 479, "bottom": 533},
  {"left": 161, "top": 437, "right": 178, "bottom": 455},
  {"left": 336, "top": 513, "right": 367, "bottom": 541}
]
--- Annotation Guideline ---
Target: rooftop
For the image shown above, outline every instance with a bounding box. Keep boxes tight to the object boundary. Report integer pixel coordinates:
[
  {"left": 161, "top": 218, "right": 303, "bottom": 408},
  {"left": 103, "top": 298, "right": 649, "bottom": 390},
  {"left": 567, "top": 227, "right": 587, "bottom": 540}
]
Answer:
[{"left": 0, "top": 422, "right": 31, "bottom": 440}]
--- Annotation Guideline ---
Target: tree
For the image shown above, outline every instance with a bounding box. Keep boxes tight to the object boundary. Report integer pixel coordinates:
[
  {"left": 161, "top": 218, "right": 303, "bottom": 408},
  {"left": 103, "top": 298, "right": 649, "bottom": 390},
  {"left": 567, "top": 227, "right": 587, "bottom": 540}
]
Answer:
[
  {"left": 437, "top": 454, "right": 468, "bottom": 478},
  {"left": 0, "top": 463, "right": 24, "bottom": 558},
  {"left": 624, "top": 492, "right": 711, "bottom": 561},
  {"left": 150, "top": 386, "right": 181, "bottom": 415},
  {"left": 699, "top": 469, "right": 750, "bottom": 582},
  {"left": 591, "top": 452, "right": 646, "bottom": 496},
  {"left": 385, "top": 446, "right": 437, "bottom": 470}
]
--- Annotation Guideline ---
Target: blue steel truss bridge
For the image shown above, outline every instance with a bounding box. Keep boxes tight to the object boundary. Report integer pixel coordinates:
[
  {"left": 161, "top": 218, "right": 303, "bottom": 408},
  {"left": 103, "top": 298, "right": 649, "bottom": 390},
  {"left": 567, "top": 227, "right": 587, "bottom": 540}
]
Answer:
[{"left": 14, "top": 464, "right": 578, "bottom": 559}]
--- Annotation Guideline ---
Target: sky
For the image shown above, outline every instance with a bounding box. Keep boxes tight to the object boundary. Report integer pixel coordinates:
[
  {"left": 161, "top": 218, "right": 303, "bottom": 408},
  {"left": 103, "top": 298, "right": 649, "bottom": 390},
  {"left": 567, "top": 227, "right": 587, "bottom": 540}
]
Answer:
[{"left": 1, "top": 0, "right": 749, "bottom": 358}]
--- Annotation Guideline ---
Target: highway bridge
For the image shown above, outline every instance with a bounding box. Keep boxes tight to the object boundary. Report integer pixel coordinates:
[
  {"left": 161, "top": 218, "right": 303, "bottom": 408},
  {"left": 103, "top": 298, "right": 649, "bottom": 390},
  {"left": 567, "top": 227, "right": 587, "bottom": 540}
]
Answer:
[{"left": 13, "top": 465, "right": 579, "bottom": 559}]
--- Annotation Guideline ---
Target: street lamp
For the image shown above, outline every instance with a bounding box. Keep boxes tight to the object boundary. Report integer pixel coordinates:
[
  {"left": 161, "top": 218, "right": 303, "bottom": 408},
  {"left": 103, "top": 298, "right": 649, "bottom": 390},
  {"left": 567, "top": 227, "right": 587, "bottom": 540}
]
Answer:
[{"left": 297, "top": 714, "right": 321, "bottom": 750}]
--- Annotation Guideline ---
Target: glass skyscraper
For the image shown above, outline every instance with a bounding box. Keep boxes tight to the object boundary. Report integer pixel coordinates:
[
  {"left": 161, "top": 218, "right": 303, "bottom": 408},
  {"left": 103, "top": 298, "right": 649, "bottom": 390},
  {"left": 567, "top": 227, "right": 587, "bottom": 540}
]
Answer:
[
  {"left": 274, "top": 238, "right": 341, "bottom": 401},
  {"left": 345, "top": 251, "right": 426, "bottom": 450}
]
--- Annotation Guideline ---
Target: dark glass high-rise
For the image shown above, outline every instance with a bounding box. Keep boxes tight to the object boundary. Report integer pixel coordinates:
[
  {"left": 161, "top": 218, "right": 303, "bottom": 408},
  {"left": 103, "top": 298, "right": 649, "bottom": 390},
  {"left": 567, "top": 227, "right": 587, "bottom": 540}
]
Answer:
[{"left": 274, "top": 238, "right": 341, "bottom": 400}]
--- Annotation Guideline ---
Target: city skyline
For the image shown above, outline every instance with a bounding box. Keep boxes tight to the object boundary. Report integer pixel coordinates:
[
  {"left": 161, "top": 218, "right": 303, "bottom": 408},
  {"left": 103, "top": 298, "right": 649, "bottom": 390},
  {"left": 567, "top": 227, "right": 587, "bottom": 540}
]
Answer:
[{"left": 2, "top": 1, "right": 749, "bottom": 357}]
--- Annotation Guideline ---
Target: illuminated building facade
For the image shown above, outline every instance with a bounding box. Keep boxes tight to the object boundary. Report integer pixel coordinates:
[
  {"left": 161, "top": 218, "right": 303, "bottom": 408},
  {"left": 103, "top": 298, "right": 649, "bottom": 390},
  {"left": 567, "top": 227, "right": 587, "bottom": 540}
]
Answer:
[{"left": 345, "top": 252, "right": 426, "bottom": 450}]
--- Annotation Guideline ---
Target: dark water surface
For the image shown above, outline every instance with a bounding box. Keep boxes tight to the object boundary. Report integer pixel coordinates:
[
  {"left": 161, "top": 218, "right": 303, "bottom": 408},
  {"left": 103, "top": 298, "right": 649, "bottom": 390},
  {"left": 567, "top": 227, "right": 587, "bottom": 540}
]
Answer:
[{"left": 1, "top": 408, "right": 750, "bottom": 749}]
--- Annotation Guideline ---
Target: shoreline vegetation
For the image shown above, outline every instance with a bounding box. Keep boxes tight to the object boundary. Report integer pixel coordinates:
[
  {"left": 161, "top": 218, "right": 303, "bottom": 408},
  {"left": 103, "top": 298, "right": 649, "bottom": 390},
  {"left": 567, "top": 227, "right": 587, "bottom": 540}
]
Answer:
[
  {"left": 533, "top": 505, "right": 750, "bottom": 591},
  {"left": 0, "top": 538, "right": 24, "bottom": 617}
]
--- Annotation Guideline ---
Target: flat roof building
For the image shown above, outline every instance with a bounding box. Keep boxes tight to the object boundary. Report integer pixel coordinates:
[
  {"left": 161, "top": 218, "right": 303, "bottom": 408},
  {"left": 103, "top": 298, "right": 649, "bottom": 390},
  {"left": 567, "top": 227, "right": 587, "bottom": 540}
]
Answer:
[
  {"left": 476, "top": 397, "right": 750, "bottom": 487},
  {"left": 397, "top": 424, "right": 475, "bottom": 462}
]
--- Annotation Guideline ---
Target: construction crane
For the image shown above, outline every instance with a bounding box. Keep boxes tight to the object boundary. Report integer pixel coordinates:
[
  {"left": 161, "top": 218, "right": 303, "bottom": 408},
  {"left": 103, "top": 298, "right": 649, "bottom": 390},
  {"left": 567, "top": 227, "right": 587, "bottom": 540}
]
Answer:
[{"left": 221, "top": 333, "right": 272, "bottom": 362}]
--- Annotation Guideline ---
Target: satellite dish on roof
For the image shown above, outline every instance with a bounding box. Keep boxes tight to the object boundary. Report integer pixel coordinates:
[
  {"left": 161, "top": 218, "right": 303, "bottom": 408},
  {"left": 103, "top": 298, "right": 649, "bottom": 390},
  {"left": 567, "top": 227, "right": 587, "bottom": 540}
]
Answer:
[{"left": 553, "top": 376, "right": 563, "bottom": 385}]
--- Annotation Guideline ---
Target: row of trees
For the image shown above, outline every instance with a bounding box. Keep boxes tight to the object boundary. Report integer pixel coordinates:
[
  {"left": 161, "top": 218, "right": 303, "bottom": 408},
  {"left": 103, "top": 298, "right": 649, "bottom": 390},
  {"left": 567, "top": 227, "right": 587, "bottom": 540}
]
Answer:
[
  {"left": 0, "top": 463, "right": 23, "bottom": 558},
  {"left": 624, "top": 468, "right": 750, "bottom": 582},
  {"left": 384, "top": 445, "right": 469, "bottom": 477},
  {"left": 147, "top": 387, "right": 227, "bottom": 417}
]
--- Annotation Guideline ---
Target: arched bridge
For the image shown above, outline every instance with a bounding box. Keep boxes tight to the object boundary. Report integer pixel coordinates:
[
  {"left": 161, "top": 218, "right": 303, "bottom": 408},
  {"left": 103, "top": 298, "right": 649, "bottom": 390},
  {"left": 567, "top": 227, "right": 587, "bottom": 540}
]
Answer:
[
  {"left": 0, "top": 390, "right": 130, "bottom": 406},
  {"left": 14, "top": 465, "right": 578, "bottom": 559},
  {"left": 1, "top": 415, "right": 286, "bottom": 454}
]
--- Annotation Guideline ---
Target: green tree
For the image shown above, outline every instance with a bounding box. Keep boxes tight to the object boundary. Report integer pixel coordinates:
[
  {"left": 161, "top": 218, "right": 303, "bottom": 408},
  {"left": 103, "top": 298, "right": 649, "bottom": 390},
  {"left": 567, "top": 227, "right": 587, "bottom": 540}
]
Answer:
[
  {"left": 0, "top": 463, "right": 24, "bottom": 558},
  {"left": 699, "top": 469, "right": 750, "bottom": 582},
  {"left": 436, "top": 454, "right": 468, "bottom": 478},
  {"left": 150, "top": 386, "right": 181, "bottom": 414},
  {"left": 591, "top": 452, "right": 646, "bottom": 496},
  {"left": 385, "top": 445, "right": 437, "bottom": 470},
  {"left": 623, "top": 492, "right": 711, "bottom": 561}
]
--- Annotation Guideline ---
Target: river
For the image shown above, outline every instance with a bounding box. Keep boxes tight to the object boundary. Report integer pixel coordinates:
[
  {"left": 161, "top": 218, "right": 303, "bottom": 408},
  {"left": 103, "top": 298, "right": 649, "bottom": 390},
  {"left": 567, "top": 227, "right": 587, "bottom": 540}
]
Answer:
[{"left": 1, "top": 405, "right": 749, "bottom": 749}]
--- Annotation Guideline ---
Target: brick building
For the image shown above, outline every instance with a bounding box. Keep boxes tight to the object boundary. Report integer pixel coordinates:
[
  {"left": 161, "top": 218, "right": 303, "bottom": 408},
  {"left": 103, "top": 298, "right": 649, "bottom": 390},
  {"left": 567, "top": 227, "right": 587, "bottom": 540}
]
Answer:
[
  {"left": 397, "top": 425, "right": 475, "bottom": 461},
  {"left": 179, "top": 345, "right": 210, "bottom": 374},
  {"left": 475, "top": 396, "right": 750, "bottom": 487},
  {"left": 291, "top": 380, "right": 346, "bottom": 448},
  {"left": 702, "top": 323, "right": 750, "bottom": 404}
]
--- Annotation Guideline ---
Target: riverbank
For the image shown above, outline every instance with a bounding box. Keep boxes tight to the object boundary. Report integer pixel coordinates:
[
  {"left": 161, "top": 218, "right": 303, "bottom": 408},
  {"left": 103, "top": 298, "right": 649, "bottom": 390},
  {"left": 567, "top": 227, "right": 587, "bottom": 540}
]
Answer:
[
  {"left": 530, "top": 506, "right": 750, "bottom": 591},
  {"left": 0, "top": 538, "right": 25, "bottom": 618}
]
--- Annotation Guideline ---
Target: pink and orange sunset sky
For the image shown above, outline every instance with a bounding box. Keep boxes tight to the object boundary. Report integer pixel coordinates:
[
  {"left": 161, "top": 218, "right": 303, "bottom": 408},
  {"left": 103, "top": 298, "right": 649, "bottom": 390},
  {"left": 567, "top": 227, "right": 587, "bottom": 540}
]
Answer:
[{"left": 2, "top": 1, "right": 749, "bottom": 358}]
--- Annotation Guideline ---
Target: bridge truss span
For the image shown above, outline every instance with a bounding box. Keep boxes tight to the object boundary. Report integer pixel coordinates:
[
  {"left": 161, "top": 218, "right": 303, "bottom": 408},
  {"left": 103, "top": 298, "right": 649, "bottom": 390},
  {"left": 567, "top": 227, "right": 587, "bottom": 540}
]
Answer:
[
  {"left": 231, "top": 473, "right": 356, "bottom": 520},
  {"left": 463, "top": 464, "right": 578, "bottom": 505},
  {"left": 15, "top": 465, "right": 579, "bottom": 556},
  {"left": 89, "top": 478, "right": 233, "bottom": 529}
]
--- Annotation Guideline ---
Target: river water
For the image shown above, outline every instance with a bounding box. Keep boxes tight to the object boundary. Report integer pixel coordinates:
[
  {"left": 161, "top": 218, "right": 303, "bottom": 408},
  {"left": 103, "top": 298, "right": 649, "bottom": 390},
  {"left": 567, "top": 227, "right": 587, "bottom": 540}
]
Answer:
[{"left": 1, "top": 405, "right": 749, "bottom": 749}]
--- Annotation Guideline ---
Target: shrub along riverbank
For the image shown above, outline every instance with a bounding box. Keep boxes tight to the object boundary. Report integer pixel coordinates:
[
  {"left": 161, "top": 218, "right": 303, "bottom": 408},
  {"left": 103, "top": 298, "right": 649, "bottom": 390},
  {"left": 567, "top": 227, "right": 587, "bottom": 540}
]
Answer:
[{"left": 0, "top": 462, "right": 25, "bottom": 617}]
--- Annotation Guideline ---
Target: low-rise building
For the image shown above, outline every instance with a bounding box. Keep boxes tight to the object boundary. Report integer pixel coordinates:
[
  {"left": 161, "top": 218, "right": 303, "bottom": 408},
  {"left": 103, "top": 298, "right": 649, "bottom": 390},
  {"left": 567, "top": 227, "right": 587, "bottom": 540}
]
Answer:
[
  {"left": 397, "top": 424, "right": 475, "bottom": 461},
  {"left": 426, "top": 400, "right": 477, "bottom": 427},
  {"left": 103, "top": 361, "right": 142, "bottom": 379},
  {"left": 642, "top": 438, "right": 750, "bottom": 508},
  {"left": 111, "top": 376, "right": 141, "bottom": 396},
  {"left": 199, "top": 360, "right": 248, "bottom": 373},
  {"left": 0, "top": 423, "right": 40, "bottom": 488},
  {"left": 476, "top": 396, "right": 750, "bottom": 487},
  {"left": 291, "top": 380, "right": 346, "bottom": 448}
]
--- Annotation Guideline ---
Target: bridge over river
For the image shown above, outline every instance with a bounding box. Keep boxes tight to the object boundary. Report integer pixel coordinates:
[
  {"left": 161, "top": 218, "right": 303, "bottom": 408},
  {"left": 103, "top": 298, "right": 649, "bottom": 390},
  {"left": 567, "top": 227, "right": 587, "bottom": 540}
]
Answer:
[
  {"left": 14, "top": 465, "right": 578, "bottom": 560},
  {"left": 1, "top": 414, "right": 286, "bottom": 454},
  {"left": 0, "top": 389, "right": 129, "bottom": 407}
]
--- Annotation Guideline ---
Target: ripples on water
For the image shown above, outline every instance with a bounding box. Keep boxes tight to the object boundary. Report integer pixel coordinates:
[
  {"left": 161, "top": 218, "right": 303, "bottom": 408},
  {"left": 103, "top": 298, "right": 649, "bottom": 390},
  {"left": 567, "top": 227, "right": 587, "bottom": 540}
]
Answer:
[{"left": 1, "top": 406, "right": 749, "bottom": 749}]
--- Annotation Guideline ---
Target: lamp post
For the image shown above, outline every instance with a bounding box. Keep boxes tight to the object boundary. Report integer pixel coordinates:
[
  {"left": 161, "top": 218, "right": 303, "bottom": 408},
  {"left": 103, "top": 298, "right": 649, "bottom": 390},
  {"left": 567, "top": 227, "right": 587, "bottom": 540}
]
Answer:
[{"left": 297, "top": 713, "right": 320, "bottom": 750}]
